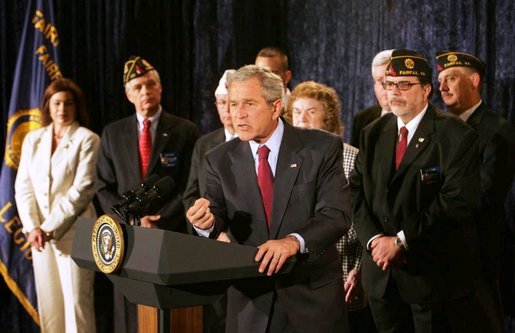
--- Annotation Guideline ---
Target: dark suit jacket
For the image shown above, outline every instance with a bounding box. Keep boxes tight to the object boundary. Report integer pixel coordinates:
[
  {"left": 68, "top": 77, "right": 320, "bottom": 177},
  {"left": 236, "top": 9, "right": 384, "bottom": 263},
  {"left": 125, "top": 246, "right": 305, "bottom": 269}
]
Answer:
[
  {"left": 350, "top": 104, "right": 382, "bottom": 148},
  {"left": 350, "top": 104, "right": 482, "bottom": 304},
  {"left": 183, "top": 128, "right": 225, "bottom": 210},
  {"left": 204, "top": 122, "right": 351, "bottom": 332},
  {"left": 96, "top": 111, "right": 199, "bottom": 232},
  {"left": 467, "top": 102, "right": 515, "bottom": 280}
]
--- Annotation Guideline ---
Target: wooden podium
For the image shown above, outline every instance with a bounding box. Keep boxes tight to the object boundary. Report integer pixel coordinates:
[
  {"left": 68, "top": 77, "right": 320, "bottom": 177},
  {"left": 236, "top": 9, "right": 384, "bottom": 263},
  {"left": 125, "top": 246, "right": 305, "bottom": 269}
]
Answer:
[{"left": 71, "top": 217, "right": 292, "bottom": 333}]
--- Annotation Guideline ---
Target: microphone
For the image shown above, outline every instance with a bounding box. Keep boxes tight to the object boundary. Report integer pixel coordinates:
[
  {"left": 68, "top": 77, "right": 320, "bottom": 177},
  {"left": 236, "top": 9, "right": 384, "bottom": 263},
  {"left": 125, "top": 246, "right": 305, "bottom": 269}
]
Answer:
[
  {"left": 111, "top": 174, "right": 161, "bottom": 222},
  {"left": 126, "top": 176, "right": 175, "bottom": 220}
]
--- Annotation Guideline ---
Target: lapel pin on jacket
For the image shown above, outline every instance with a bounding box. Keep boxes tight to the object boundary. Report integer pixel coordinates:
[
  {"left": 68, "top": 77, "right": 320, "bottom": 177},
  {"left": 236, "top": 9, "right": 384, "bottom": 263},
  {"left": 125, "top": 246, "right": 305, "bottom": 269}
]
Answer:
[
  {"left": 415, "top": 137, "right": 425, "bottom": 148},
  {"left": 290, "top": 163, "right": 297, "bottom": 168}
]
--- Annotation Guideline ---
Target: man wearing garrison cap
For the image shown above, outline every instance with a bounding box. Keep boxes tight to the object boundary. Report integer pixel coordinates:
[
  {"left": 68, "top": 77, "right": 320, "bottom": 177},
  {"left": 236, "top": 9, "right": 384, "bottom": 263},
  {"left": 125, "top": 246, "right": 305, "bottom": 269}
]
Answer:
[
  {"left": 184, "top": 69, "right": 237, "bottom": 214},
  {"left": 182, "top": 70, "right": 236, "bottom": 332},
  {"left": 350, "top": 49, "right": 485, "bottom": 331},
  {"left": 437, "top": 50, "right": 515, "bottom": 332},
  {"left": 96, "top": 56, "right": 199, "bottom": 333}
]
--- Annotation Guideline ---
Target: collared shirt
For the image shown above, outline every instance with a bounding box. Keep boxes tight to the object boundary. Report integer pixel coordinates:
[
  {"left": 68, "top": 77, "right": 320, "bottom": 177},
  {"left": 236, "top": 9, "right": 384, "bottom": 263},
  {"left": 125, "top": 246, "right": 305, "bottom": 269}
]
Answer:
[
  {"left": 136, "top": 108, "right": 162, "bottom": 142},
  {"left": 381, "top": 109, "right": 390, "bottom": 117},
  {"left": 196, "top": 118, "right": 307, "bottom": 253},
  {"left": 248, "top": 119, "right": 306, "bottom": 253},
  {"left": 368, "top": 103, "right": 429, "bottom": 251},
  {"left": 458, "top": 100, "right": 482, "bottom": 122},
  {"left": 248, "top": 118, "right": 284, "bottom": 176},
  {"left": 224, "top": 128, "right": 238, "bottom": 142},
  {"left": 397, "top": 103, "right": 428, "bottom": 145}
]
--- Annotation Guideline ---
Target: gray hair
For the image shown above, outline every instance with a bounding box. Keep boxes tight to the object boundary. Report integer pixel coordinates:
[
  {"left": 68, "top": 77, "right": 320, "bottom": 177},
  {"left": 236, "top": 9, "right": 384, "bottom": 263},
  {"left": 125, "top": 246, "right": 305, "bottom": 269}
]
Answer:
[
  {"left": 227, "top": 65, "right": 283, "bottom": 104},
  {"left": 371, "top": 49, "right": 394, "bottom": 73}
]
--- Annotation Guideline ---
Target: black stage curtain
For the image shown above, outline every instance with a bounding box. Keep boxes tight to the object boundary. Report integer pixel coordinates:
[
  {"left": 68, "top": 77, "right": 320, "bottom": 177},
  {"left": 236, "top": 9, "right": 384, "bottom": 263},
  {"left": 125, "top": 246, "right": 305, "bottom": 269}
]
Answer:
[
  {"left": 1, "top": 0, "right": 514, "bottom": 331},
  {"left": 1, "top": 0, "right": 513, "bottom": 139}
]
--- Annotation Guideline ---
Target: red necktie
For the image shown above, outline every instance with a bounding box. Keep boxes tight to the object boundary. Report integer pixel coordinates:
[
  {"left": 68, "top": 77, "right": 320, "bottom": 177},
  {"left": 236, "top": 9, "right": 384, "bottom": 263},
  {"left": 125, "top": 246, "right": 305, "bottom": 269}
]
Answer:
[
  {"left": 139, "top": 118, "right": 152, "bottom": 179},
  {"left": 257, "top": 145, "right": 274, "bottom": 227},
  {"left": 395, "top": 126, "right": 408, "bottom": 170}
]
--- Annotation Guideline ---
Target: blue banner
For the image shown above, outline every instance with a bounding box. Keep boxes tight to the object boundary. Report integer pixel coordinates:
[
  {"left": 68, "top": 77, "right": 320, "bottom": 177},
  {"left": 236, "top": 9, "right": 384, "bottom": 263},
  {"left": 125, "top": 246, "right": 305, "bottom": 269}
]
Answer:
[{"left": 0, "top": 0, "right": 62, "bottom": 330}]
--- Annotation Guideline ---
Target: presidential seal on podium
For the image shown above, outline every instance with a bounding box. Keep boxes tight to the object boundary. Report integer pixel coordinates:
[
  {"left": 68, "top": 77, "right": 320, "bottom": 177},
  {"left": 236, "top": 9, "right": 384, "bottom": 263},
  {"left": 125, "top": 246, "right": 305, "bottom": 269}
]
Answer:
[{"left": 91, "top": 214, "right": 125, "bottom": 274}]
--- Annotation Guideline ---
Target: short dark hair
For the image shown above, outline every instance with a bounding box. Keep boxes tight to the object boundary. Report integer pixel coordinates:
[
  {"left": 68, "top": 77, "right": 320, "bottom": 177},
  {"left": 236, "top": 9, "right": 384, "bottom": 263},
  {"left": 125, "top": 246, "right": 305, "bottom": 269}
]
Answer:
[
  {"left": 41, "top": 78, "right": 89, "bottom": 127},
  {"left": 256, "top": 46, "right": 289, "bottom": 72}
]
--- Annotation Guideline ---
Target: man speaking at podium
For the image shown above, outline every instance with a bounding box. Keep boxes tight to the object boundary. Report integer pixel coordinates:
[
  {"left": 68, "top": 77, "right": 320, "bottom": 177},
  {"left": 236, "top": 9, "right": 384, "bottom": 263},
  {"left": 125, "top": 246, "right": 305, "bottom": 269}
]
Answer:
[
  {"left": 187, "top": 65, "right": 351, "bottom": 332},
  {"left": 96, "top": 56, "right": 198, "bottom": 333}
]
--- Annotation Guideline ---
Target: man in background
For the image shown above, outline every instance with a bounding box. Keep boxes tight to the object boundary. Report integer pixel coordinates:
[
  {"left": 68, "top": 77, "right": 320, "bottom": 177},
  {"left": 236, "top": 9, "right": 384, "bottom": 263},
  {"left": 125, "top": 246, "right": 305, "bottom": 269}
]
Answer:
[
  {"left": 96, "top": 55, "right": 199, "bottom": 333},
  {"left": 183, "top": 69, "right": 236, "bottom": 333},
  {"left": 436, "top": 50, "right": 515, "bottom": 332},
  {"left": 351, "top": 49, "right": 483, "bottom": 331},
  {"left": 255, "top": 46, "right": 292, "bottom": 106},
  {"left": 350, "top": 49, "right": 393, "bottom": 148},
  {"left": 183, "top": 69, "right": 236, "bottom": 212}
]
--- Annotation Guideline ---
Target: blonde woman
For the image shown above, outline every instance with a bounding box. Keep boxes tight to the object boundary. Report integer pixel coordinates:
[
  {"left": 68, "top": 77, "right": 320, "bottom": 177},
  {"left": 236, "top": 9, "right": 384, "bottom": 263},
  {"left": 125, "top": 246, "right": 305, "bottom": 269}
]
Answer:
[{"left": 286, "top": 81, "right": 375, "bottom": 332}]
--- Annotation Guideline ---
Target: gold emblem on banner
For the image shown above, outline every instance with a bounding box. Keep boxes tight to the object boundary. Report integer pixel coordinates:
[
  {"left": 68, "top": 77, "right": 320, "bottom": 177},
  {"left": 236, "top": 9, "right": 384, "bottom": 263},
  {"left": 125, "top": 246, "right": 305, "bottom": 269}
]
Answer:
[
  {"left": 4, "top": 108, "right": 42, "bottom": 170},
  {"left": 447, "top": 54, "right": 458, "bottom": 62},
  {"left": 91, "top": 214, "right": 124, "bottom": 274},
  {"left": 404, "top": 58, "right": 415, "bottom": 69}
]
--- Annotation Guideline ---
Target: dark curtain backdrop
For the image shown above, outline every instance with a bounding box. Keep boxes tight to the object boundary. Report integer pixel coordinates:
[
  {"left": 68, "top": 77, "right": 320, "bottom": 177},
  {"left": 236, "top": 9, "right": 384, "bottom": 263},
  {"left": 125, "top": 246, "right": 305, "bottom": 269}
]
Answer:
[
  {"left": 1, "top": 0, "right": 514, "bottom": 141},
  {"left": 1, "top": 0, "right": 514, "bottom": 331}
]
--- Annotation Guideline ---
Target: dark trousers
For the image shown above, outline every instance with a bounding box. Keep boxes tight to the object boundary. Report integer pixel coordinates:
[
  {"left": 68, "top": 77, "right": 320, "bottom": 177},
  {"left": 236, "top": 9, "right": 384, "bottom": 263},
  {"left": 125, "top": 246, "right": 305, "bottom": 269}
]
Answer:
[
  {"left": 471, "top": 280, "right": 504, "bottom": 333},
  {"left": 368, "top": 277, "right": 486, "bottom": 333},
  {"left": 348, "top": 305, "right": 377, "bottom": 333}
]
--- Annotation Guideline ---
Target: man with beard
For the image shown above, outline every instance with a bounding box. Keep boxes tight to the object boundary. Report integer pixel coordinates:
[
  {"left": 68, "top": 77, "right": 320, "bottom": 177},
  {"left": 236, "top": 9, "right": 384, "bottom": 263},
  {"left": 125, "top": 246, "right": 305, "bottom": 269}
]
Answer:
[{"left": 350, "top": 49, "right": 484, "bottom": 332}]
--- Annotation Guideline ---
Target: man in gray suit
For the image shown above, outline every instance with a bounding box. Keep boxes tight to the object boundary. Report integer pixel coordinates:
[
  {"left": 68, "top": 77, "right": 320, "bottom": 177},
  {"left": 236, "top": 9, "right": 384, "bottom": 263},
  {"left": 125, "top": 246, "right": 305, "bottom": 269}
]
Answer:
[
  {"left": 187, "top": 65, "right": 350, "bottom": 332},
  {"left": 96, "top": 55, "right": 198, "bottom": 333}
]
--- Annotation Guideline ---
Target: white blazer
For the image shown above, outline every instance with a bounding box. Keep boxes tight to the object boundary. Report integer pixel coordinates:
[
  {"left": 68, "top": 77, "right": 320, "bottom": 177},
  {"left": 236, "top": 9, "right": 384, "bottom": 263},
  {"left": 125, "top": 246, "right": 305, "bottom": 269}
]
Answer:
[{"left": 15, "top": 122, "right": 100, "bottom": 252}]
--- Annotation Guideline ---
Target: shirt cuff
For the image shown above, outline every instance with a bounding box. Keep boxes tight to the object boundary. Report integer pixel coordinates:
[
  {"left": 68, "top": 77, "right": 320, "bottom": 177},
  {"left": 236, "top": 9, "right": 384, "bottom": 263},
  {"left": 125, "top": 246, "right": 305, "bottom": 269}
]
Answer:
[
  {"left": 366, "top": 233, "right": 384, "bottom": 250},
  {"left": 193, "top": 224, "right": 214, "bottom": 238},
  {"left": 397, "top": 230, "right": 409, "bottom": 250},
  {"left": 288, "top": 233, "right": 308, "bottom": 253}
]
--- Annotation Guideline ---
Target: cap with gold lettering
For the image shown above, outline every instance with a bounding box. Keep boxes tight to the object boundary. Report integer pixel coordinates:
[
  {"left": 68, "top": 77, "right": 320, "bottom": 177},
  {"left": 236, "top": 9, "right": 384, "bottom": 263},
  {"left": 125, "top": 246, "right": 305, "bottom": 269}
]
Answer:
[
  {"left": 123, "top": 56, "right": 154, "bottom": 85},
  {"left": 435, "top": 50, "right": 485, "bottom": 76},
  {"left": 385, "top": 49, "right": 431, "bottom": 80}
]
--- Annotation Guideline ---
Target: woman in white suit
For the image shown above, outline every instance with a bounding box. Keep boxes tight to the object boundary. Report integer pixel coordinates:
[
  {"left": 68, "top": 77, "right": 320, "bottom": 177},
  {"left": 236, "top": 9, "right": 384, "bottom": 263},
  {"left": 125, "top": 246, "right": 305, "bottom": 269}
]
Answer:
[{"left": 15, "top": 78, "right": 99, "bottom": 333}]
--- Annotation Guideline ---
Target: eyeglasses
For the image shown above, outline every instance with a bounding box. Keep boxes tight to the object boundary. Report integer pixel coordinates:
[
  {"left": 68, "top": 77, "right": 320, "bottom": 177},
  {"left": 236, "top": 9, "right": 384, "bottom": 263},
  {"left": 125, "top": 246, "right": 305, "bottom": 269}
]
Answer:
[{"left": 382, "top": 81, "right": 423, "bottom": 91}]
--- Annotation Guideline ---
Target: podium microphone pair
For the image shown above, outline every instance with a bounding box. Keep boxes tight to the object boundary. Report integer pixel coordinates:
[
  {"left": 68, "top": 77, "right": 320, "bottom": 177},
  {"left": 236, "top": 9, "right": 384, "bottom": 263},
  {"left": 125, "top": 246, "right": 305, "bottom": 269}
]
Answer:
[{"left": 111, "top": 174, "right": 175, "bottom": 226}]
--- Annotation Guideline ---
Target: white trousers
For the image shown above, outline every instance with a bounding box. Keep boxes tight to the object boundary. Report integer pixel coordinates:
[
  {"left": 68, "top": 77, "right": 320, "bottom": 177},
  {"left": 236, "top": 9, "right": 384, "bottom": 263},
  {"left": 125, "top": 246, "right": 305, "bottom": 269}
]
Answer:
[{"left": 32, "top": 238, "right": 96, "bottom": 333}]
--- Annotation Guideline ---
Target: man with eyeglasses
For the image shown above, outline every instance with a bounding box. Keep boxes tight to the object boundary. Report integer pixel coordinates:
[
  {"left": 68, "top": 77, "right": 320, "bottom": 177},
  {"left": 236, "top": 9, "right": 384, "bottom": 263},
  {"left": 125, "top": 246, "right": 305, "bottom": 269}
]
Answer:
[
  {"left": 436, "top": 51, "right": 515, "bottom": 332},
  {"left": 183, "top": 69, "right": 237, "bottom": 333},
  {"left": 184, "top": 69, "right": 237, "bottom": 214},
  {"left": 350, "top": 49, "right": 485, "bottom": 332}
]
